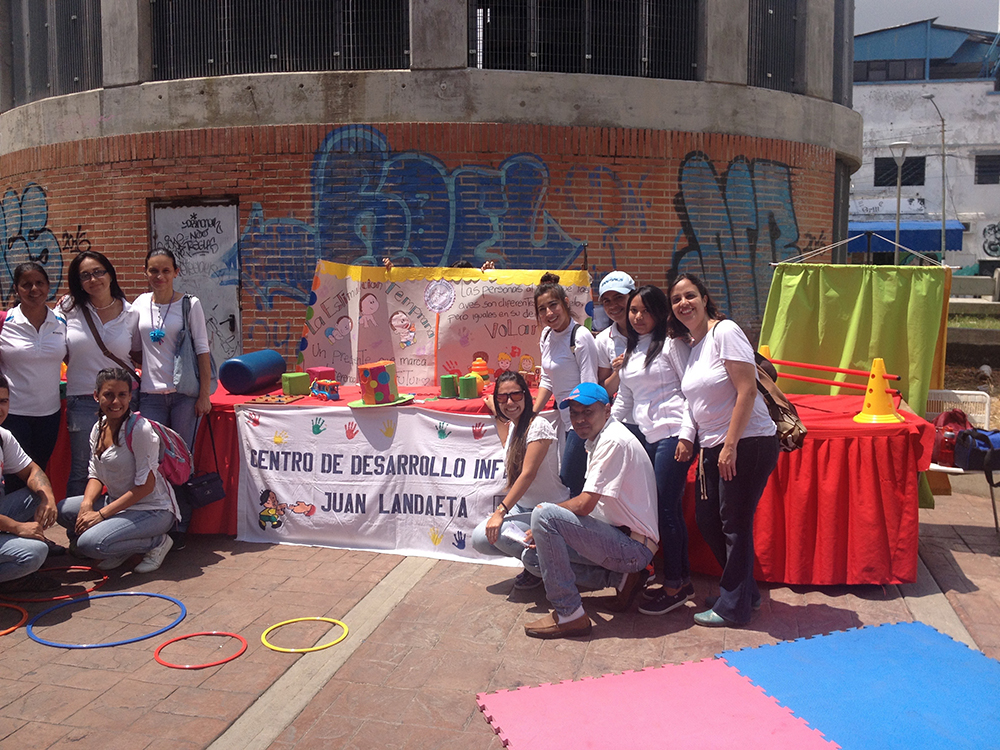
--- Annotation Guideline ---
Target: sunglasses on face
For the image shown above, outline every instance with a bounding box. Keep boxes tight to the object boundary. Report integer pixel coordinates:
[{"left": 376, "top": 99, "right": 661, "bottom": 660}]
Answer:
[
  {"left": 495, "top": 391, "right": 526, "bottom": 404},
  {"left": 79, "top": 268, "right": 108, "bottom": 282}
]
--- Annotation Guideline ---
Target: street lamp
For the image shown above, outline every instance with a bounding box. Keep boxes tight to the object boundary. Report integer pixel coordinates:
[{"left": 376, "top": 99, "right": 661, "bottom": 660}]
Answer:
[
  {"left": 888, "top": 141, "right": 911, "bottom": 265},
  {"left": 922, "top": 94, "right": 947, "bottom": 259}
]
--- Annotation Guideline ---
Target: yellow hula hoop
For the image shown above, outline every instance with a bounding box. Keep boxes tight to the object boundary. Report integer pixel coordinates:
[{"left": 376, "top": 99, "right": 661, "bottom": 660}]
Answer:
[{"left": 260, "top": 617, "right": 349, "bottom": 653}]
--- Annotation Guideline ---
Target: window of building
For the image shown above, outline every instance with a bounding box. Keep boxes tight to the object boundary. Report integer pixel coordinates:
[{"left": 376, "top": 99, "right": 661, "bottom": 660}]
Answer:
[
  {"left": 874, "top": 156, "right": 926, "bottom": 187},
  {"left": 853, "top": 58, "right": 925, "bottom": 82},
  {"left": 975, "top": 155, "right": 1000, "bottom": 185}
]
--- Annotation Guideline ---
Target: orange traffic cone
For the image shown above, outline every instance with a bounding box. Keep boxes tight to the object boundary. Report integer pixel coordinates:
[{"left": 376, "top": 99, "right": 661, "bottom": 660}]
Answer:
[{"left": 853, "top": 358, "right": 904, "bottom": 424}]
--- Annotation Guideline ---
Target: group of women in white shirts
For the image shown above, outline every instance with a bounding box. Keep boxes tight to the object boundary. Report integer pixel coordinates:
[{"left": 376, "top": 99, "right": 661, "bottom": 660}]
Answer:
[
  {"left": 474, "top": 270, "right": 779, "bottom": 628},
  {"left": 0, "top": 249, "right": 212, "bottom": 575}
]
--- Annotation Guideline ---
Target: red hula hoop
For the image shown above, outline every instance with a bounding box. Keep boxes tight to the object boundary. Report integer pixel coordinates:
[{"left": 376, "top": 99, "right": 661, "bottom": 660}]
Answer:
[
  {"left": 154, "top": 631, "right": 248, "bottom": 669},
  {"left": 0, "top": 603, "right": 29, "bottom": 637},
  {"left": 0, "top": 565, "right": 109, "bottom": 604}
]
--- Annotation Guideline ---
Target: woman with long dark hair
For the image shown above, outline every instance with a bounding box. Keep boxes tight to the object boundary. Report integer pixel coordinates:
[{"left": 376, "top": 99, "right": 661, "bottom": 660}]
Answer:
[
  {"left": 0, "top": 262, "right": 67, "bottom": 488},
  {"left": 532, "top": 272, "right": 598, "bottom": 497},
  {"left": 668, "top": 273, "right": 778, "bottom": 627},
  {"left": 59, "top": 251, "right": 140, "bottom": 497},
  {"left": 611, "top": 285, "right": 695, "bottom": 616},
  {"left": 472, "top": 371, "right": 569, "bottom": 589},
  {"left": 57, "top": 367, "right": 179, "bottom": 573}
]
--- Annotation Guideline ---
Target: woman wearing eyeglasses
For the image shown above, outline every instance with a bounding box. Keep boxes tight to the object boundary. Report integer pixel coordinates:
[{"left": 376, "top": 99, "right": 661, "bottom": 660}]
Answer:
[
  {"left": 59, "top": 251, "right": 141, "bottom": 497},
  {"left": 471, "top": 371, "right": 570, "bottom": 589}
]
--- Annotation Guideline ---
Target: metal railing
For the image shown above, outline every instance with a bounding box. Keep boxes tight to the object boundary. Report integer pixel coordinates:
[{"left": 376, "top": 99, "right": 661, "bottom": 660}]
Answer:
[
  {"left": 150, "top": 0, "right": 409, "bottom": 80},
  {"left": 468, "top": 0, "right": 698, "bottom": 80},
  {"left": 748, "top": 0, "right": 797, "bottom": 92}
]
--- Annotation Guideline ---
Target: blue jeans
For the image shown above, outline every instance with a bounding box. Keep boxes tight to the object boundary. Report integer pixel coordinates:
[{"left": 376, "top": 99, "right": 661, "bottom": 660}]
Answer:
[
  {"left": 523, "top": 503, "right": 654, "bottom": 617},
  {"left": 65, "top": 395, "right": 101, "bottom": 498},
  {"left": 57, "top": 494, "right": 175, "bottom": 561},
  {"left": 560, "top": 429, "right": 587, "bottom": 497},
  {"left": 471, "top": 504, "right": 533, "bottom": 559},
  {"left": 138, "top": 391, "right": 199, "bottom": 450},
  {"left": 697, "top": 435, "right": 779, "bottom": 625},
  {"left": 646, "top": 436, "right": 693, "bottom": 589},
  {"left": 0, "top": 488, "right": 48, "bottom": 583}
]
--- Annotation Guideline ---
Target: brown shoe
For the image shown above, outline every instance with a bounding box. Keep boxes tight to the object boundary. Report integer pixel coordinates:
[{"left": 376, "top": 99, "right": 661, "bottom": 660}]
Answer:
[
  {"left": 524, "top": 612, "right": 592, "bottom": 639},
  {"left": 607, "top": 568, "right": 650, "bottom": 612}
]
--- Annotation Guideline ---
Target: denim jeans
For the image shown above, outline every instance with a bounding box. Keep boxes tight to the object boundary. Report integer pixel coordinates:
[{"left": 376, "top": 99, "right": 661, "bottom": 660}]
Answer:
[
  {"left": 523, "top": 502, "right": 653, "bottom": 617},
  {"left": 560, "top": 429, "right": 588, "bottom": 497},
  {"left": 697, "top": 435, "right": 779, "bottom": 625},
  {"left": 0, "top": 488, "right": 48, "bottom": 583},
  {"left": 646, "top": 436, "right": 693, "bottom": 589},
  {"left": 57, "top": 494, "right": 175, "bottom": 561},
  {"left": 2, "top": 412, "right": 61, "bottom": 493},
  {"left": 65, "top": 395, "right": 101, "bottom": 498},
  {"left": 471, "top": 504, "right": 533, "bottom": 559},
  {"left": 138, "top": 391, "right": 199, "bottom": 450}
]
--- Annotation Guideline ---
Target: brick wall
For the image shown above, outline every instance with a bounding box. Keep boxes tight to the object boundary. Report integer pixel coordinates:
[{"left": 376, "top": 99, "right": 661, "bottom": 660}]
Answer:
[{"left": 0, "top": 122, "right": 835, "bottom": 359}]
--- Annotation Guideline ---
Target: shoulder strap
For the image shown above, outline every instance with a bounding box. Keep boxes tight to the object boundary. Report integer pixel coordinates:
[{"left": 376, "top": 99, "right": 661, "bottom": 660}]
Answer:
[
  {"left": 569, "top": 323, "right": 581, "bottom": 354},
  {"left": 181, "top": 294, "right": 191, "bottom": 333},
  {"left": 0, "top": 308, "right": 6, "bottom": 336},
  {"left": 123, "top": 412, "right": 139, "bottom": 453},
  {"left": 80, "top": 304, "right": 140, "bottom": 384}
]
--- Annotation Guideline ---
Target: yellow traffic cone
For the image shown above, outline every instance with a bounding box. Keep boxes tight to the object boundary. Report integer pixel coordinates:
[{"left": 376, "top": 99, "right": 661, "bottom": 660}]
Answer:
[
  {"left": 853, "top": 358, "right": 904, "bottom": 424},
  {"left": 759, "top": 345, "right": 771, "bottom": 359}
]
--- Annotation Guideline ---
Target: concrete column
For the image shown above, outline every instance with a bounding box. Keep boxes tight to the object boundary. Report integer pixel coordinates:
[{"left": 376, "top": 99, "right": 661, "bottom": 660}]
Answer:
[
  {"left": 101, "top": 0, "right": 151, "bottom": 87},
  {"left": 699, "top": 0, "right": 748, "bottom": 84},
  {"left": 409, "top": 0, "right": 467, "bottom": 70},
  {"left": 0, "top": 1, "right": 12, "bottom": 111},
  {"left": 800, "top": 0, "right": 835, "bottom": 100}
]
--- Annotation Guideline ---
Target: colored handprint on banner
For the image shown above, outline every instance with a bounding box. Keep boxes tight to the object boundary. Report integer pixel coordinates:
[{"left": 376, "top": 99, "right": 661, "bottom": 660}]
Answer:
[
  {"left": 472, "top": 423, "right": 486, "bottom": 440},
  {"left": 245, "top": 411, "right": 260, "bottom": 427},
  {"left": 436, "top": 422, "right": 451, "bottom": 439},
  {"left": 290, "top": 501, "right": 317, "bottom": 516},
  {"left": 312, "top": 417, "right": 326, "bottom": 435},
  {"left": 457, "top": 326, "right": 471, "bottom": 347},
  {"left": 429, "top": 526, "right": 444, "bottom": 545},
  {"left": 452, "top": 531, "right": 466, "bottom": 550},
  {"left": 381, "top": 419, "right": 396, "bottom": 437},
  {"left": 345, "top": 421, "right": 359, "bottom": 439},
  {"left": 443, "top": 360, "right": 462, "bottom": 377},
  {"left": 273, "top": 430, "right": 290, "bottom": 445}
]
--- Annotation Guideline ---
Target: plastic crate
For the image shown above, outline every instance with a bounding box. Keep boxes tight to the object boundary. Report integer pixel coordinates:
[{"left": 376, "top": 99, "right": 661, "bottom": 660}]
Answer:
[{"left": 925, "top": 389, "right": 992, "bottom": 429}]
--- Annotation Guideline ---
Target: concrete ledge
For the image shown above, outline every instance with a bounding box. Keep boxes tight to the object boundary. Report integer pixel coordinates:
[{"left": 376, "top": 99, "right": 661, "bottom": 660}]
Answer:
[
  {"left": 946, "top": 327, "right": 1000, "bottom": 366},
  {"left": 949, "top": 299, "right": 1000, "bottom": 316}
]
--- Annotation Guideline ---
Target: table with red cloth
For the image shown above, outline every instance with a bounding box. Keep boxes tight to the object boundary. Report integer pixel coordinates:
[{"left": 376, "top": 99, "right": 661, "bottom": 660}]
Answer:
[{"left": 188, "top": 387, "right": 933, "bottom": 587}]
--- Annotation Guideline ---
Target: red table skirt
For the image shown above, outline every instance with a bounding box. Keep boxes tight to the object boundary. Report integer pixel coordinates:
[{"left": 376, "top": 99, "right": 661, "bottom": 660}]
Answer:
[{"left": 189, "top": 388, "right": 933, "bottom": 586}]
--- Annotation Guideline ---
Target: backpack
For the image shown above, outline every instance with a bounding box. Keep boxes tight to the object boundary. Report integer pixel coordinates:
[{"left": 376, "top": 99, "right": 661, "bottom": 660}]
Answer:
[
  {"left": 931, "top": 409, "right": 973, "bottom": 464},
  {"left": 124, "top": 412, "right": 194, "bottom": 485}
]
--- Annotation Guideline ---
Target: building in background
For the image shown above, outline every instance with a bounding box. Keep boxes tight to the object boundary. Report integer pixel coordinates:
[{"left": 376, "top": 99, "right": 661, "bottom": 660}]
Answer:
[
  {"left": 0, "top": 0, "right": 860, "bottom": 360},
  {"left": 851, "top": 19, "right": 1000, "bottom": 272}
]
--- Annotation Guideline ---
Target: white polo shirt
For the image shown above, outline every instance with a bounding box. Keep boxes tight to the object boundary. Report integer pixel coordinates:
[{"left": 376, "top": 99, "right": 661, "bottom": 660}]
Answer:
[
  {"left": 595, "top": 323, "right": 628, "bottom": 370},
  {"left": 583, "top": 418, "right": 658, "bottom": 542},
  {"left": 0, "top": 425, "right": 33, "bottom": 481},
  {"left": 0, "top": 305, "right": 67, "bottom": 416}
]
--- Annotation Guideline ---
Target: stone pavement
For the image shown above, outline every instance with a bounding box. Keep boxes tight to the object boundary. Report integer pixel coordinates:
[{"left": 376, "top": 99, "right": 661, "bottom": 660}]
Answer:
[{"left": 0, "top": 477, "right": 997, "bottom": 750}]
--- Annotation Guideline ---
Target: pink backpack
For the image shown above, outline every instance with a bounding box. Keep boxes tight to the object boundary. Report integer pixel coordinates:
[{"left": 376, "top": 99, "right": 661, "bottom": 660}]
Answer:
[{"left": 124, "top": 413, "right": 193, "bottom": 485}]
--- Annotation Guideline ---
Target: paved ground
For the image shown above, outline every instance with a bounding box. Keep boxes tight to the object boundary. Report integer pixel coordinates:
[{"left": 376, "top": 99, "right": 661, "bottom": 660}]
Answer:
[{"left": 1, "top": 475, "right": 997, "bottom": 749}]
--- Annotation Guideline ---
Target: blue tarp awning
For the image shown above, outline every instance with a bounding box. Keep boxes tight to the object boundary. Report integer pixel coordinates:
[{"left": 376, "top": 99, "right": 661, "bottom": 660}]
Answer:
[{"left": 847, "top": 220, "right": 965, "bottom": 253}]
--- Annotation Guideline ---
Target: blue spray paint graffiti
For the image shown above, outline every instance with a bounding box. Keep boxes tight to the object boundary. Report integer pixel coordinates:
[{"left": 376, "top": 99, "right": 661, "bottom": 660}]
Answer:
[
  {"left": 0, "top": 184, "right": 63, "bottom": 301},
  {"left": 673, "top": 152, "right": 800, "bottom": 322}
]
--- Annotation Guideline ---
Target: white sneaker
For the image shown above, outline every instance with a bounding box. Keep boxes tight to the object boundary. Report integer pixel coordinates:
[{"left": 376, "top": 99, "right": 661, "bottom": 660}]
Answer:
[
  {"left": 97, "top": 555, "right": 130, "bottom": 571},
  {"left": 134, "top": 534, "right": 174, "bottom": 574}
]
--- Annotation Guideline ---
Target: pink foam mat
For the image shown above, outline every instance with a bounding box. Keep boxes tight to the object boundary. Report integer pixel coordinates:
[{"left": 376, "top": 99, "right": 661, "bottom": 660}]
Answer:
[{"left": 477, "top": 659, "right": 837, "bottom": 749}]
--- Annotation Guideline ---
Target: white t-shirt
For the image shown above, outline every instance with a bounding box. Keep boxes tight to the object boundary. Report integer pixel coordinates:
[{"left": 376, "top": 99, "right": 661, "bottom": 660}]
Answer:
[
  {"left": 134, "top": 293, "right": 211, "bottom": 394},
  {"left": 504, "top": 416, "right": 570, "bottom": 510},
  {"left": 62, "top": 299, "right": 141, "bottom": 396},
  {"left": 538, "top": 323, "right": 599, "bottom": 430},
  {"left": 0, "top": 425, "right": 33, "bottom": 479},
  {"left": 583, "top": 418, "right": 658, "bottom": 542},
  {"left": 612, "top": 334, "right": 693, "bottom": 444},
  {"left": 89, "top": 417, "right": 179, "bottom": 518},
  {"left": 680, "top": 319, "right": 775, "bottom": 449},
  {"left": 0, "top": 305, "right": 67, "bottom": 416}
]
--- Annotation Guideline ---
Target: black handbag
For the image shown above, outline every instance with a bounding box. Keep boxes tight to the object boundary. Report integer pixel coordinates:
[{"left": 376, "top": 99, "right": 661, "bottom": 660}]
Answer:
[{"left": 174, "top": 418, "right": 226, "bottom": 508}]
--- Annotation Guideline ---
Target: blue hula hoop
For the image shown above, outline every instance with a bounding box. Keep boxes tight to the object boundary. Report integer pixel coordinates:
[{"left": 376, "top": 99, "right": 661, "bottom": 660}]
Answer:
[{"left": 27, "top": 592, "right": 187, "bottom": 649}]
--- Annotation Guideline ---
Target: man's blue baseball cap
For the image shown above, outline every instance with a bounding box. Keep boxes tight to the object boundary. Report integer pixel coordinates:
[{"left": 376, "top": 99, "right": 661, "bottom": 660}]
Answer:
[{"left": 559, "top": 382, "right": 610, "bottom": 409}]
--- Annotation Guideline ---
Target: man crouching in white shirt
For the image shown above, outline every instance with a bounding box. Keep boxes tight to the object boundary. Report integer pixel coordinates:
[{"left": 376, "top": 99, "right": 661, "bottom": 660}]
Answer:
[{"left": 521, "top": 382, "right": 659, "bottom": 638}]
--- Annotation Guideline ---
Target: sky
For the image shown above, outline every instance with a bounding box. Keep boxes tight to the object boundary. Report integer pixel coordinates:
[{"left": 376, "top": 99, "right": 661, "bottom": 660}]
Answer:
[{"left": 854, "top": 0, "right": 999, "bottom": 34}]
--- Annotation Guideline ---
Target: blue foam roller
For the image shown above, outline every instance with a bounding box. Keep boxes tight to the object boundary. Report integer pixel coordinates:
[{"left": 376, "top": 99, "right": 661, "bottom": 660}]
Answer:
[{"left": 219, "top": 349, "right": 287, "bottom": 394}]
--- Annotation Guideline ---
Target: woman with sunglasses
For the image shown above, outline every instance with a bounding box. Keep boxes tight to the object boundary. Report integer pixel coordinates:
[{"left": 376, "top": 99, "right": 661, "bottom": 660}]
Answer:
[
  {"left": 59, "top": 251, "right": 141, "bottom": 497},
  {"left": 472, "top": 371, "right": 569, "bottom": 589}
]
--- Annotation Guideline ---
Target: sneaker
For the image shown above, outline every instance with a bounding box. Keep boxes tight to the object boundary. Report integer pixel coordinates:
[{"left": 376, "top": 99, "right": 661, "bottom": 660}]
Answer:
[
  {"left": 513, "top": 569, "right": 543, "bottom": 590},
  {"left": 607, "top": 568, "right": 650, "bottom": 612},
  {"left": 134, "top": 534, "right": 174, "bottom": 574},
  {"left": 97, "top": 555, "right": 131, "bottom": 571},
  {"left": 705, "top": 593, "right": 762, "bottom": 611},
  {"left": 638, "top": 582, "right": 695, "bottom": 616}
]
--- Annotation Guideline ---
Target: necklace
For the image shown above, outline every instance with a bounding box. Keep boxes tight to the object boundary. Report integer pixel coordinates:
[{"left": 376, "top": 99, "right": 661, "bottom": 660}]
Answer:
[
  {"left": 91, "top": 297, "right": 118, "bottom": 311},
  {"left": 150, "top": 294, "right": 175, "bottom": 344}
]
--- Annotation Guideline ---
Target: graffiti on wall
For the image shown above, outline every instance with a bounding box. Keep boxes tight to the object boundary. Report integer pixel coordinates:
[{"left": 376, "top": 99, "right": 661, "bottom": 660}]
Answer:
[
  {"left": 984, "top": 224, "right": 1000, "bottom": 258},
  {"left": 672, "top": 152, "right": 801, "bottom": 322},
  {"left": 0, "top": 184, "right": 63, "bottom": 302},
  {"left": 562, "top": 166, "right": 651, "bottom": 269}
]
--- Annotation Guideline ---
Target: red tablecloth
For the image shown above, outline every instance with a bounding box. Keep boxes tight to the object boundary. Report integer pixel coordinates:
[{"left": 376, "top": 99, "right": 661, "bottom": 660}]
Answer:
[{"left": 189, "top": 388, "right": 933, "bottom": 586}]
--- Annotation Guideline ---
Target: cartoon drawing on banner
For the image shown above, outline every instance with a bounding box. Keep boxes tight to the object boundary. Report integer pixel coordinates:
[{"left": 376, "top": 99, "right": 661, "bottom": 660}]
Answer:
[
  {"left": 359, "top": 294, "right": 380, "bottom": 327},
  {"left": 290, "top": 500, "right": 317, "bottom": 516},
  {"left": 494, "top": 346, "right": 521, "bottom": 380},
  {"left": 389, "top": 311, "right": 416, "bottom": 348},
  {"left": 258, "top": 489, "right": 287, "bottom": 530}
]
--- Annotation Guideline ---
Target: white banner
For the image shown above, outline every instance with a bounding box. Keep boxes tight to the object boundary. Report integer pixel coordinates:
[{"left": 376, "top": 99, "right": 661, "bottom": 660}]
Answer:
[{"left": 235, "top": 403, "right": 558, "bottom": 565}]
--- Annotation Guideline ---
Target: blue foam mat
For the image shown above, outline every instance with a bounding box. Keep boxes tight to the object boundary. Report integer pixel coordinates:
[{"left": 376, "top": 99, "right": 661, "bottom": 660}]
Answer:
[{"left": 720, "top": 622, "right": 1000, "bottom": 750}]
